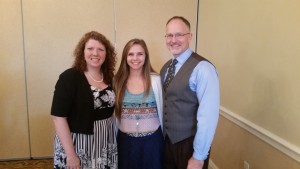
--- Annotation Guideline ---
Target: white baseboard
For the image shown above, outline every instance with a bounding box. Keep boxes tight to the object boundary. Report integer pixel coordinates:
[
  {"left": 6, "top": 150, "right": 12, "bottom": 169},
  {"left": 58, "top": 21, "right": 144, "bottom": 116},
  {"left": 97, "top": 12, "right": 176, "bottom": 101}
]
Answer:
[{"left": 220, "top": 106, "right": 300, "bottom": 163}]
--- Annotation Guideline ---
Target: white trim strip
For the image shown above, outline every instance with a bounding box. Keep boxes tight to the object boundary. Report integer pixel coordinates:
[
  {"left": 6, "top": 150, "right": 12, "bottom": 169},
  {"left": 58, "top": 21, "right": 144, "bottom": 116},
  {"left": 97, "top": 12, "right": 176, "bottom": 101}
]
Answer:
[
  {"left": 209, "top": 160, "right": 219, "bottom": 169},
  {"left": 220, "top": 106, "right": 300, "bottom": 162}
]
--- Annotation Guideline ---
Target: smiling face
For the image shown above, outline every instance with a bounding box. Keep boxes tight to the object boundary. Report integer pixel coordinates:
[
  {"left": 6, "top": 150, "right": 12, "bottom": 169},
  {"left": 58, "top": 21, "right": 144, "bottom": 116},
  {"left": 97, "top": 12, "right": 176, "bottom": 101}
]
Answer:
[
  {"left": 126, "top": 44, "right": 146, "bottom": 72},
  {"left": 84, "top": 39, "right": 106, "bottom": 70},
  {"left": 166, "top": 18, "right": 192, "bottom": 58}
]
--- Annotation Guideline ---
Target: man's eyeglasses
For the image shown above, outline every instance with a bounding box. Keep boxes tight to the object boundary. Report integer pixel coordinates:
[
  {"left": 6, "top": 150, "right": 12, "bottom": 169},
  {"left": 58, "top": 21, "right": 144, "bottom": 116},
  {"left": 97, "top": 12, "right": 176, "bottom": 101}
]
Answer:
[{"left": 165, "top": 33, "right": 190, "bottom": 40}]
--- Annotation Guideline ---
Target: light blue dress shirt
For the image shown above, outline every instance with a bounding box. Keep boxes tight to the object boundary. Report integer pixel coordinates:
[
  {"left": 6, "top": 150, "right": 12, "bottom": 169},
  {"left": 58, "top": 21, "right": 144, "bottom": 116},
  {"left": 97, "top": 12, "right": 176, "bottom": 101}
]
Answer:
[{"left": 164, "top": 48, "right": 220, "bottom": 160}]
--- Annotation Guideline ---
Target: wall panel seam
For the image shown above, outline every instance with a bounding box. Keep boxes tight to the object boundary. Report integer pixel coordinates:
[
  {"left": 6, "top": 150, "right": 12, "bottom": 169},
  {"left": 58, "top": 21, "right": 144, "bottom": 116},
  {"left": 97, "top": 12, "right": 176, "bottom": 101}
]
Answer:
[{"left": 20, "top": 0, "right": 32, "bottom": 158}]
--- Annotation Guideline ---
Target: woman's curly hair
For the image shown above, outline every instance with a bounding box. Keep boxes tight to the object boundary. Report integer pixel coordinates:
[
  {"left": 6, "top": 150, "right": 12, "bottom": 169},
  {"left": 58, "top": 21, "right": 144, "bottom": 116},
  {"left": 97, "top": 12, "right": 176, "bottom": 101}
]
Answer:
[{"left": 72, "top": 31, "right": 117, "bottom": 85}]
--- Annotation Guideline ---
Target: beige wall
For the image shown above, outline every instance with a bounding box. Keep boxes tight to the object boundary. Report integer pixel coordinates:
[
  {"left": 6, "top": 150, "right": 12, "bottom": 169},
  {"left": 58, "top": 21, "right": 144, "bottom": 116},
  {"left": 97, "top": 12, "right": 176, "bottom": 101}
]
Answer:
[
  {"left": 211, "top": 116, "right": 299, "bottom": 169},
  {"left": 0, "top": 0, "right": 30, "bottom": 159},
  {"left": 198, "top": 0, "right": 300, "bottom": 147},
  {"left": 197, "top": 0, "right": 300, "bottom": 168}
]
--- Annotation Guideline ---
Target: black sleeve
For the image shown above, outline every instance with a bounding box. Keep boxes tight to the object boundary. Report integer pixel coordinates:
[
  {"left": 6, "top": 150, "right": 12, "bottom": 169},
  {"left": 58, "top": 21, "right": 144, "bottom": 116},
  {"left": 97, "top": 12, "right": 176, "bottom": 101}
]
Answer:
[{"left": 51, "top": 69, "right": 75, "bottom": 117}]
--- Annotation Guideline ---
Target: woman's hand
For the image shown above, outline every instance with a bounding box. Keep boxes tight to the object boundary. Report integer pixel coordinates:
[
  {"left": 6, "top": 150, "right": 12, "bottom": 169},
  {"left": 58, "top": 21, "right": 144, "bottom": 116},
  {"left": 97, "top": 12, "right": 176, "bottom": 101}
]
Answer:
[
  {"left": 66, "top": 153, "right": 80, "bottom": 169},
  {"left": 52, "top": 116, "right": 80, "bottom": 169}
]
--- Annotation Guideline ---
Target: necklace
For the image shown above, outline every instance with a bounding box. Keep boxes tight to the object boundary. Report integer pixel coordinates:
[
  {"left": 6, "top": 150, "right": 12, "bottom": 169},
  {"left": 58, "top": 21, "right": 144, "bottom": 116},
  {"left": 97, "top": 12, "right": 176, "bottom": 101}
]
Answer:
[{"left": 87, "top": 72, "right": 103, "bottom": 83}]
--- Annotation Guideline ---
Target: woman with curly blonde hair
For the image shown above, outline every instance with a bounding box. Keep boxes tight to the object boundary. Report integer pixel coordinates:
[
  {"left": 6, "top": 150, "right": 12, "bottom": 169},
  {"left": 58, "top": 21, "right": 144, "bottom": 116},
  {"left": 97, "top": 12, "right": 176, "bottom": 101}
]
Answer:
[{"left": 51, "top": 31, "right": 118, "bottom": 169}]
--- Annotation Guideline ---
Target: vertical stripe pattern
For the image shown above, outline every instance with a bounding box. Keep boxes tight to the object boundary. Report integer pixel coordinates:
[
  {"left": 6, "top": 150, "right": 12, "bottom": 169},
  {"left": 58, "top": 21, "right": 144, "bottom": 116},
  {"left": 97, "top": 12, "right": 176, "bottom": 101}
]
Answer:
[{"left": 54, "top": 117, "right": 118, "bottom": 169}]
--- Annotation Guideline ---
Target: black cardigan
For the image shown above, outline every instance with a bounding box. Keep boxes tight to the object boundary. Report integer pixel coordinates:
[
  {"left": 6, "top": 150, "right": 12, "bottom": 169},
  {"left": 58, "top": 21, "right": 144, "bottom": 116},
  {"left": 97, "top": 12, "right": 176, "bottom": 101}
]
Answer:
[{"left": 51, "top": 68, "right": 96, "bottom": 134}]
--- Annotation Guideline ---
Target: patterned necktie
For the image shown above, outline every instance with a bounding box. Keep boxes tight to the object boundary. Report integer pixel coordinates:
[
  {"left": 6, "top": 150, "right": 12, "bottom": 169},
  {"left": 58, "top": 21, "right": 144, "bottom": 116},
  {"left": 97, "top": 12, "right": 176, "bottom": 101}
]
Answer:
[{"left": 163, "top": 59, "right": 178, "bottom": 91}]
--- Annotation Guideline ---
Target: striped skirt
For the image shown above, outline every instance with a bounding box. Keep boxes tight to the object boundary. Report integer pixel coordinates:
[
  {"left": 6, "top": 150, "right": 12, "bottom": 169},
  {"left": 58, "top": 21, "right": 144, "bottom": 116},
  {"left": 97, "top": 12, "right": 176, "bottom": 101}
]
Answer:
[{"left": 53, "top": 117, "right": 118, "bottom": 169}]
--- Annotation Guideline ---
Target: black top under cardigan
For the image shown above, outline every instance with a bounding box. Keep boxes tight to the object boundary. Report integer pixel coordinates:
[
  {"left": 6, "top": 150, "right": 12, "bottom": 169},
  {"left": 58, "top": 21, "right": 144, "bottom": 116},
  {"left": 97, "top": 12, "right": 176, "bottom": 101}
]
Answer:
[{"left": 51, "top": 68, "right": 112, "bottom": 134}]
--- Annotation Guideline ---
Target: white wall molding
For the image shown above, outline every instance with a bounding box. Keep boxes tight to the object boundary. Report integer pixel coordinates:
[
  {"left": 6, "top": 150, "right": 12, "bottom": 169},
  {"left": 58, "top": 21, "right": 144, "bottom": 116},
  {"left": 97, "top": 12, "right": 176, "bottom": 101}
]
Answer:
[
  {"left": 220, "top": 106, "right": 300, "bottom": 163},
  {"left": 209, "top": 160, "right": 219, "bottom": 169}
]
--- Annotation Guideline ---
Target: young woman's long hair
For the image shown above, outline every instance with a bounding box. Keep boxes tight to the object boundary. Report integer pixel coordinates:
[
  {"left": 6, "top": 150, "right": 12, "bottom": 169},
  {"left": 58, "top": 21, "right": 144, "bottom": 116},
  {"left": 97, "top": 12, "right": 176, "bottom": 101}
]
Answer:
[{"left": 114, "top": 39, "right": 155, "bottom": 120}]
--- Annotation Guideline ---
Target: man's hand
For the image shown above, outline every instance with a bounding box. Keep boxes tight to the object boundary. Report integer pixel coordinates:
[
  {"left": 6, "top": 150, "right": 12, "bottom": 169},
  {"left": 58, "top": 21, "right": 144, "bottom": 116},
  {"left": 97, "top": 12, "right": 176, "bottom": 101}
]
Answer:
[{"left": 187, "top": 157, "right": 204, "bottom": 169}]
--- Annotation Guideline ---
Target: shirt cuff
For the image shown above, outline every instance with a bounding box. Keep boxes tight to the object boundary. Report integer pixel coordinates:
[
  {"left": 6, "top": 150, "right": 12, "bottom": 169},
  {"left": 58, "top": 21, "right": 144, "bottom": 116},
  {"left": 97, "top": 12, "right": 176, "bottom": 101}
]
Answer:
[{"left": 192, "top": 152, "right": 207, "bottom": 161}]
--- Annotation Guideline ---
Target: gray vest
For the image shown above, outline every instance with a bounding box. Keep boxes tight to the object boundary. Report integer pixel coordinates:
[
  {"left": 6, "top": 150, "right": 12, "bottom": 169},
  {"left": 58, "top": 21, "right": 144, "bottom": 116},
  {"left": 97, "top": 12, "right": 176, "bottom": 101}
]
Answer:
[{"left": 160, "top": 53, "right": 209, "bottom": 144}]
